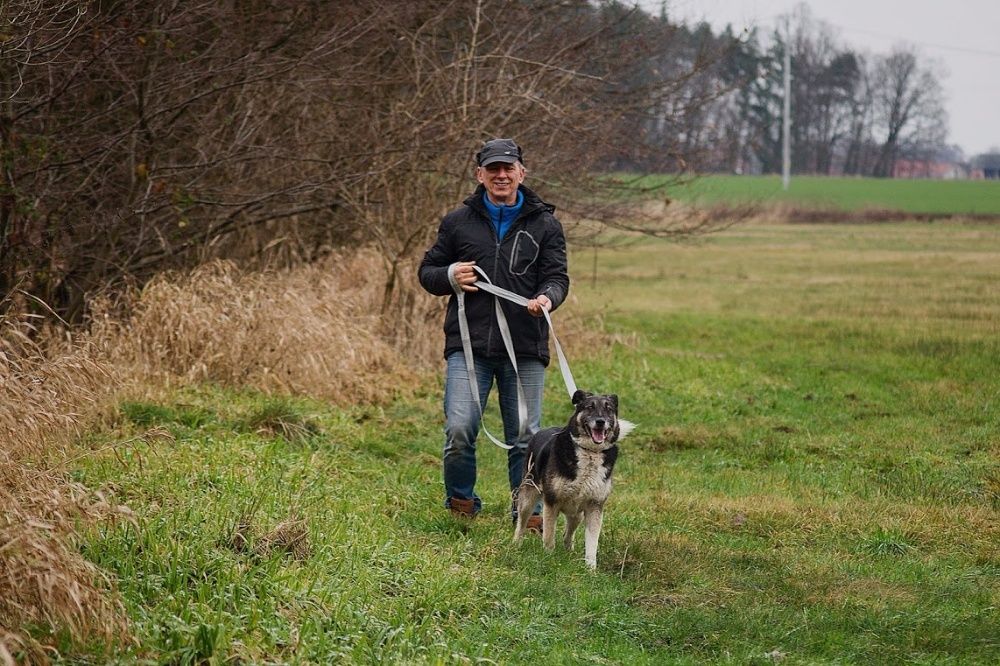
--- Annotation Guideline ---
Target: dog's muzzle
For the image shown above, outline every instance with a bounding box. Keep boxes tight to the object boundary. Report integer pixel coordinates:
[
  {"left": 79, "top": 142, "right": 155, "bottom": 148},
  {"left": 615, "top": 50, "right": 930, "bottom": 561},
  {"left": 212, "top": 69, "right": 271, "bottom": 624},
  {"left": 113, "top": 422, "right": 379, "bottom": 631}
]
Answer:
[{"left": 587, "top": 418, "right": 611, "bottom": 445}]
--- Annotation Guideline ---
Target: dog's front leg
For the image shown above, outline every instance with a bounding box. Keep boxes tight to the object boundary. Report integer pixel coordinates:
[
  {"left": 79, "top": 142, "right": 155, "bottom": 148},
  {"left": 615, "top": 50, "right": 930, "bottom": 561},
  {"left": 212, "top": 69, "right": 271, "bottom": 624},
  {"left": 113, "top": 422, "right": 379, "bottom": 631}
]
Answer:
[
  {"left": 542, "top": 502, "right": 558, "bottom": 551},
  {"left": 583, "top": 505, "right": 604, "bottom": 569},
  {"left": 563, "top": 510, "right": 582, "bottom": 550}
]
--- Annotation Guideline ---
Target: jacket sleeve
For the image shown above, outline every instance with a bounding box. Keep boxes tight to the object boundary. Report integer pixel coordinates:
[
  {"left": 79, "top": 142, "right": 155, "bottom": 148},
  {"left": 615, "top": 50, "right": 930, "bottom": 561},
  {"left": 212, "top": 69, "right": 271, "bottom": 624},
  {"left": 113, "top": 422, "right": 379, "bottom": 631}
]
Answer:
[
  {"left": 535, "top": 215, "right": 570, "bottom": 311},
  {"left": 418, "top": 217, "right": 457, "bottom": 296}
]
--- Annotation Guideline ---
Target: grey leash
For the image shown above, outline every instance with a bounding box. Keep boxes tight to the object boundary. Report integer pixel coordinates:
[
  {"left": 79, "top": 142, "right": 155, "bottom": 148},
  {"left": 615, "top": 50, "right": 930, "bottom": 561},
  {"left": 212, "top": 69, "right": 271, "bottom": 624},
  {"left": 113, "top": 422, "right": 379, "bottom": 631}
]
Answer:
[{"left": 450, "top": 263, "right": 578, "bottom": 450}]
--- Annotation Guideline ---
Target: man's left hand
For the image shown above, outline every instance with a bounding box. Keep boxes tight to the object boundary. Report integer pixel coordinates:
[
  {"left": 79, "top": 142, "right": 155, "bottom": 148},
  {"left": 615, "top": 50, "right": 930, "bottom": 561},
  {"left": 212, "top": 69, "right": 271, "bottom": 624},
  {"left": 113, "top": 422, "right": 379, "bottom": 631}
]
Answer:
[{"left": 526, "top": 294, "right": 551, "bottom": 317}]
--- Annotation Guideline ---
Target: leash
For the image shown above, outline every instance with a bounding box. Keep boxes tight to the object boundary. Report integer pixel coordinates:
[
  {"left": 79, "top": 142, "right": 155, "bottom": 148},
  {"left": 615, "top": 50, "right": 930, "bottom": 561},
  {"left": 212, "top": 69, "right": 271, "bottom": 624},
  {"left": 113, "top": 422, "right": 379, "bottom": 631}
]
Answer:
[{"left": 450, "top": 263, "right": 578, "bottom": 450}]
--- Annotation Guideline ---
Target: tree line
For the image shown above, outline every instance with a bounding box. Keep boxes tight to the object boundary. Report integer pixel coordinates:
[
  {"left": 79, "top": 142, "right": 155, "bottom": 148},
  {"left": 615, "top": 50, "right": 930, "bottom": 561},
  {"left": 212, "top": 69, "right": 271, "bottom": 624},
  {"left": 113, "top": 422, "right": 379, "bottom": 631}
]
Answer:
[
  {"left": 657, "top": 5, "right": 951, "bottom": 177},
  {"left": 0, "top": 1, "right": 950, "bottom": 324}
]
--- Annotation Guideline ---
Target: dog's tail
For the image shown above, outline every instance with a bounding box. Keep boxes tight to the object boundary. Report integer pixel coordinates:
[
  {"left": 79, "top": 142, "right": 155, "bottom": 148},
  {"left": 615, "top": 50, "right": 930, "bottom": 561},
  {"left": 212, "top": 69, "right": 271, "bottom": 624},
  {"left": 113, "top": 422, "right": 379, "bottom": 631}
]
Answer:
[{"left": 618, "top": 419, "right": 636, "bottom": 441}]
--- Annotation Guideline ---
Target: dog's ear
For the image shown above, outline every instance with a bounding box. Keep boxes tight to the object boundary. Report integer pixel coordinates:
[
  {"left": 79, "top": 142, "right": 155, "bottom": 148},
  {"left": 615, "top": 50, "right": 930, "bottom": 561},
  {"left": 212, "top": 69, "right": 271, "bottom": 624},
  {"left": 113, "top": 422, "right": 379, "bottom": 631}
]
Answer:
[
  {"left": 572, "top": 389, "right": 592, "bottom": 405},
  {"left": 608, "top": 394, "right": 618, "bottom": 411}
]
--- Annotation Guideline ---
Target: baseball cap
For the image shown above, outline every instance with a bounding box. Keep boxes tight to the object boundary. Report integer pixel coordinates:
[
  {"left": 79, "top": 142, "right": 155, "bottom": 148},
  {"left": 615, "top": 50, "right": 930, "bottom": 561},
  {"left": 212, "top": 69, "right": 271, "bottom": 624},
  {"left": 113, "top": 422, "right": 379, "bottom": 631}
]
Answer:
[{"left": 476, "top": 138, "right": 524, "bottom": 167}]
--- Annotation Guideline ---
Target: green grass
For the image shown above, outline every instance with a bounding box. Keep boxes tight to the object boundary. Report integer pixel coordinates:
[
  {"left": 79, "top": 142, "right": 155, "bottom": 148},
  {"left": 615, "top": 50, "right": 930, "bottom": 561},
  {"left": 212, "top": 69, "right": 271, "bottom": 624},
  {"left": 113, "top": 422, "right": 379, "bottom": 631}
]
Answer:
[
  {"left": 649, "top": 174, "right": 1000, "bottom": 215},
  {"left": 65, "top": 221, "right": 1000, "bottom": 664}
]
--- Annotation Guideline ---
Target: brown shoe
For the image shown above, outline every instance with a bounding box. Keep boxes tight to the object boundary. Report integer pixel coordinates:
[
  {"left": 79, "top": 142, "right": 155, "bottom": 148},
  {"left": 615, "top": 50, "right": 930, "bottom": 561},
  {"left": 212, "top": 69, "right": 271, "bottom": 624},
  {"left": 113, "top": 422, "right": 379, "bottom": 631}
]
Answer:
[
  {"left": 526, "top": 515, "right": 543, "bottom": 533},
  {"left": 449, "top": 497, "right": 476, "bottom": 518}
]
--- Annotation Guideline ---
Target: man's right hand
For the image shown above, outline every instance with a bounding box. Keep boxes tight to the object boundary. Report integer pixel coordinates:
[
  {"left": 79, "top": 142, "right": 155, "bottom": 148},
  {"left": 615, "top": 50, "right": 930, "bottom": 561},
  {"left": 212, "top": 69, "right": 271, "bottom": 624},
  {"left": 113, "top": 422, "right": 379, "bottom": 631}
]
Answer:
[{"left": 451, "top": 261, "right": 479, "bottom": 292}]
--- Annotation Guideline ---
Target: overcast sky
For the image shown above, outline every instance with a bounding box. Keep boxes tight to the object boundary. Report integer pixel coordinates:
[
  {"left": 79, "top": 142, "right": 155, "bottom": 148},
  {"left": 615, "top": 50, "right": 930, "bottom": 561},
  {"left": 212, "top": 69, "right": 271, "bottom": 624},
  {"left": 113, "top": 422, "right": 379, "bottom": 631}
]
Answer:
[{"left": 642, "top": 0, "right": 1000, "bottom": 157}]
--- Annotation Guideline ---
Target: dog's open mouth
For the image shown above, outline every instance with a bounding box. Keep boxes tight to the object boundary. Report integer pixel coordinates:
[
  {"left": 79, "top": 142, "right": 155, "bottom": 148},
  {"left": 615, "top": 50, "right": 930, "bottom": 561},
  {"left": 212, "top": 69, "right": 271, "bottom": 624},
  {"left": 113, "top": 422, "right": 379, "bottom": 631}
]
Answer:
[{"left": 588, "top": 425, "right": 607, "bottom": 445}]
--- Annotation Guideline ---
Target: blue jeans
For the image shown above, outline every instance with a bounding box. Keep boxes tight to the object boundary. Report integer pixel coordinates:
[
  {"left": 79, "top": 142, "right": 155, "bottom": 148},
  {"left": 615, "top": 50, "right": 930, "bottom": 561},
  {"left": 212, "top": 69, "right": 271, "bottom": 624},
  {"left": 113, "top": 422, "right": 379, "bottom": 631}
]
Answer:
[{"left": 443, "top": 351, "right": 544, "bottom": 518}]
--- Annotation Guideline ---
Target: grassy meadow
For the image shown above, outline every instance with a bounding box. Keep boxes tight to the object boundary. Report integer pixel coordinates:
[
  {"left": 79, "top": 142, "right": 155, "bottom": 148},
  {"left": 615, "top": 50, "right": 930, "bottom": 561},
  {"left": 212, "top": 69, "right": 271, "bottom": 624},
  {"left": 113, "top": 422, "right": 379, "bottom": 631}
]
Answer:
[
  {"left": 649, "top": 174, "right": 1000, "bottom": 216},
  {"left": 63, "top": 219, "right": 1000, "bottom": 664}
]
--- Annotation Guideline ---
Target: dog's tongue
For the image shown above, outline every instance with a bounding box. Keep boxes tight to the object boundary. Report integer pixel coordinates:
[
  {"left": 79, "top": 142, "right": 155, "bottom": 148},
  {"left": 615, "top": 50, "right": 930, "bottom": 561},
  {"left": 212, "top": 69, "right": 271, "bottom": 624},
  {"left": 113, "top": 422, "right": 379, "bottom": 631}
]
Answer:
[{"left": 591, "top": 428, "right": 606, "bottom": 444}]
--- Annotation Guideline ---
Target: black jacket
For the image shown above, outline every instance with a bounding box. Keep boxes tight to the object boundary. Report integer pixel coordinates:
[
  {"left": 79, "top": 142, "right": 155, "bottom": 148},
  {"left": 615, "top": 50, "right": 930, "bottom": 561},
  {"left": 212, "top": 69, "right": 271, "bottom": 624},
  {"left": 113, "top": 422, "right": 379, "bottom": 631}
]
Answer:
[{"left": 418, "top": 184, "right": 569, "bottom": 365}]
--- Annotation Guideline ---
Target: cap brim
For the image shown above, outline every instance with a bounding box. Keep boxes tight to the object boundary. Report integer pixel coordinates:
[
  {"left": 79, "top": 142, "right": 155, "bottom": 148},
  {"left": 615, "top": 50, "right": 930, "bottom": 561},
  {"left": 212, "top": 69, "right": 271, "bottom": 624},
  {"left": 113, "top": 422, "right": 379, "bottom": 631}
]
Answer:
[{"left": 479, "top": 155, "right": 519, "bottom": 166}]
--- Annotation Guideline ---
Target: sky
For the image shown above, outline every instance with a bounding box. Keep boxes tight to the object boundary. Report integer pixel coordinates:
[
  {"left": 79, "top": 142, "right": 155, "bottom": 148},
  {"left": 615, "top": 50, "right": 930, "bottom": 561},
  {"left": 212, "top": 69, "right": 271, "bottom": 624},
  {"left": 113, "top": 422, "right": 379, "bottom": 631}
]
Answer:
[{"left": 641, "top": 0, "right": 1000, "bottom": 157}]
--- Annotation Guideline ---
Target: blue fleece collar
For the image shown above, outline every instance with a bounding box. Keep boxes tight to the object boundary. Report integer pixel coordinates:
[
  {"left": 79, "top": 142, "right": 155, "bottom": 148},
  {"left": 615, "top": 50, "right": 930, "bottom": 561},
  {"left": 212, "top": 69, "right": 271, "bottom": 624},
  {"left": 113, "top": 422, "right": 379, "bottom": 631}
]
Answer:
[{"left": 483, "top": 190, "right": 524, "bottom": 241}]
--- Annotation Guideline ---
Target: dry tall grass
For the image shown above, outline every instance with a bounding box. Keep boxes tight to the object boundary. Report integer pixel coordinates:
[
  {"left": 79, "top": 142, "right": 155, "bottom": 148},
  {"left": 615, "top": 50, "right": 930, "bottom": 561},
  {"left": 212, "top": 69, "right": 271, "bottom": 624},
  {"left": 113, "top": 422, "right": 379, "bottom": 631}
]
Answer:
[
  {"left": 0, "top": 323, "right": 129, "bottom": 663},
  {"left": 94, "top": 252, "right": 435, "bottom": 404}
]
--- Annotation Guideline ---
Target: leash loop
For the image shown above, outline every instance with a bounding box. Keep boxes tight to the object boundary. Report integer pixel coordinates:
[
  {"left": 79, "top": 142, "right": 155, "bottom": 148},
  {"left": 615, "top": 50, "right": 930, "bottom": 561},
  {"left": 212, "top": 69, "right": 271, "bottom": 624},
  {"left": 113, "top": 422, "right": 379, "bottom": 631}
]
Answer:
[
  {"left": 470, "top": 265, "right": 578, "bottom": 399},
  {"left": 449, "top": 263, "right": 577, "bottom": 450},
  {"left": 452, "top": 265, "right": 515, "bottom": 450}
]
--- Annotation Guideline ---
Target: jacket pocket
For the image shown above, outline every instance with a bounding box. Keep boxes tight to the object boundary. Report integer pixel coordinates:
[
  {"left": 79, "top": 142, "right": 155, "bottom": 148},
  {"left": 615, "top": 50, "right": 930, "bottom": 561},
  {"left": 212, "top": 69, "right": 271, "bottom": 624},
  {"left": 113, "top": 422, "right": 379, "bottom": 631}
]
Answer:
[{"left": 509, "top": 230, "right": 540, "bottom": 276}]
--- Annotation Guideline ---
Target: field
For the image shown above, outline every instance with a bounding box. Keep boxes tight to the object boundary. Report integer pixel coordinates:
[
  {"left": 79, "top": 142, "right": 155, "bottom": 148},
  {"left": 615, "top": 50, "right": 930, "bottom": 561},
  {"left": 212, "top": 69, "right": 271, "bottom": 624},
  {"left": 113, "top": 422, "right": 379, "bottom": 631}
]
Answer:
[
  {"left": 62, "top": 219, "right": 1000, "bottom": 664},
  {"left": 645, "top": 174, "right": 1000, "bottom": 216}
]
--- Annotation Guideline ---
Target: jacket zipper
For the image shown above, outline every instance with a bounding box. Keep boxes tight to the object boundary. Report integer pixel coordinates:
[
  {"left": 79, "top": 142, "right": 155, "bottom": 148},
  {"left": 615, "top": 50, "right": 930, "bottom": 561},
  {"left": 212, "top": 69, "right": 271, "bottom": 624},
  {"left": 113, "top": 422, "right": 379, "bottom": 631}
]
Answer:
[
  {"left": 485, "top": 208, "right": 500, "bottom": 356},
  {"left": 480, "top": 196, "right": 537, "bottom": 357}
]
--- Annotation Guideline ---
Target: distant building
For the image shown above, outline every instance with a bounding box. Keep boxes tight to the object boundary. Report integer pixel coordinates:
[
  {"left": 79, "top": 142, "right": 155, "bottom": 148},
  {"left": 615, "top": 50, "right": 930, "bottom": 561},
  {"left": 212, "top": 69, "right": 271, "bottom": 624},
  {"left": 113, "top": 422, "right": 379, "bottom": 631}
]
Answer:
[
  {"left": 893, "top": 159, "right": 968, "bottom": 179},
  {"left": 970, "top": 153, "right": 1000, "bottom": 180}
]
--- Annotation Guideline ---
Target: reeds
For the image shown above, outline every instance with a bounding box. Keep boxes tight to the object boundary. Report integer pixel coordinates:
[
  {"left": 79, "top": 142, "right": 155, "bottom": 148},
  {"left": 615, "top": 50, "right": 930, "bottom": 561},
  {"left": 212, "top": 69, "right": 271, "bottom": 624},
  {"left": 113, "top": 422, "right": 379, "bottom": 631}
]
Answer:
[
  {"left": 0, "top": 321, "right": 129, "bottom": 661},
  {"left": 95, "top": 254, "right": 433, "bottom": 404}
]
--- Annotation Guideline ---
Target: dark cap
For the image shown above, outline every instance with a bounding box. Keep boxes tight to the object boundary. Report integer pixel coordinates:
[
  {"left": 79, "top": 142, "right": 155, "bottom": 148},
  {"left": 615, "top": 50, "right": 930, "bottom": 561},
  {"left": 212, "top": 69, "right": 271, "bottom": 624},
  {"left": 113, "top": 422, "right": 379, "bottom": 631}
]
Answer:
[{"left": 476, "top": 138, "right": 524, "bottom": 167}]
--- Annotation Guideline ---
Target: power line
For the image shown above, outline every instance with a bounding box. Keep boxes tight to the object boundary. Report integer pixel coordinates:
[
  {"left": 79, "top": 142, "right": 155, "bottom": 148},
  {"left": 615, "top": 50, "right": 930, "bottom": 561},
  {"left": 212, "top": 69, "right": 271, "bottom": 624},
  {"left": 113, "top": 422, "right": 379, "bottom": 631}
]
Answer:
[
  {"left": 750, "top": 14, "right": 1000, "bottom": 59},
  {"left": 827, "top": 22, "right": 1000, "bottom": 59}
]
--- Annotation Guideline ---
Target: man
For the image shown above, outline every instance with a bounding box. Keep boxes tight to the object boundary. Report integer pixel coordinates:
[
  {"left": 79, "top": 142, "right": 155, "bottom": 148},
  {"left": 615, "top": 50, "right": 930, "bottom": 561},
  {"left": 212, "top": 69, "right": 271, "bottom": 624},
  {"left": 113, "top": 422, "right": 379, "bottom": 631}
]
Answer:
[{"left": 418, "top": 138, "right": 570, "bottom": 524}]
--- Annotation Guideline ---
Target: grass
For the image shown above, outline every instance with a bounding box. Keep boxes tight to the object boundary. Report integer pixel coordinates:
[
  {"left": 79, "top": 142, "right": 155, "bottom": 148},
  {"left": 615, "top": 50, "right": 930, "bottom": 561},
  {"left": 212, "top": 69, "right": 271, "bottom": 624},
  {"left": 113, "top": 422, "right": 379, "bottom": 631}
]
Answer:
[
  {"left": 61, "top": 221, "right": 1000, "bottom": 664},
  {"left": 645, "top": 174, "right": 1000, "bottom": 216}
]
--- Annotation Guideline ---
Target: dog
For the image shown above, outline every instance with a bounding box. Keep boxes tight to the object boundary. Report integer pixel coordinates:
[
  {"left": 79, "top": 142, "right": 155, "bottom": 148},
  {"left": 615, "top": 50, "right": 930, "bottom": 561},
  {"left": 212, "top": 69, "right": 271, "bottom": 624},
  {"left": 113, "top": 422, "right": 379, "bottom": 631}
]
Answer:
[{"left": 513, "top": 389, "right": 634, "bottom": 569}]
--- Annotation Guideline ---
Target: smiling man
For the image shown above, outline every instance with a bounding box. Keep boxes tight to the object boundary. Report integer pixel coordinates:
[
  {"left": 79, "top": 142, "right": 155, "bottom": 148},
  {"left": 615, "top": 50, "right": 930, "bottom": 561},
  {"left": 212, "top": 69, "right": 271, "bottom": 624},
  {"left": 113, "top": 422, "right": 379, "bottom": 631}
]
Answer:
[
  {"left": 418, "top": 138, "right": 570, "bottom": 526},
  {"left": 478, "top": 155, "right": 522, "bottom": 205}
]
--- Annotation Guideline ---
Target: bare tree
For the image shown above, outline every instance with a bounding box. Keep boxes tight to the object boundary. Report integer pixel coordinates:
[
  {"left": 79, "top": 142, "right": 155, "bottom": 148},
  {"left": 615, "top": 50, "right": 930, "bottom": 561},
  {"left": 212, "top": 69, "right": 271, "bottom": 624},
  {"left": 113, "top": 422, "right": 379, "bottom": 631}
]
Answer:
[
  {"left": 1, "top": 1, "right": 361, "bottom": 317},
  {"left": 870, "top": 47, "right": 946, "bottom": 177},
  {"left": 842, "top": 54, "right": 876, "bottom": 176},
  {"left": 785, "top": 10, "right": 859, "bottom": 175},
  {"left": 1, "top": 0, "right": 91, "bottom": 316}
]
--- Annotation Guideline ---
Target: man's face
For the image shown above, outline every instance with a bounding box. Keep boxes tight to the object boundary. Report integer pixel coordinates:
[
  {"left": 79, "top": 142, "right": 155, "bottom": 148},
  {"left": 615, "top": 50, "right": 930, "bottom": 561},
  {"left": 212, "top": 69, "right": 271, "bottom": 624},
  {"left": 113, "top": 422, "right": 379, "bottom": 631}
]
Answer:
[{"left": 477, "top": 161, "right": 524, "bottom": 205}]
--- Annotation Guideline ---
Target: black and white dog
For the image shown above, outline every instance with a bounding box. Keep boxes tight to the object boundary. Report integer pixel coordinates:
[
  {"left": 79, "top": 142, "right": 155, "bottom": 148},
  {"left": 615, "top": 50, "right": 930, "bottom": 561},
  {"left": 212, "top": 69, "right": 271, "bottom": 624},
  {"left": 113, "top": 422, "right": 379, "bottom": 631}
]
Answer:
[{"left": 513, "top": 390, "right": 634, "bottom": 569}]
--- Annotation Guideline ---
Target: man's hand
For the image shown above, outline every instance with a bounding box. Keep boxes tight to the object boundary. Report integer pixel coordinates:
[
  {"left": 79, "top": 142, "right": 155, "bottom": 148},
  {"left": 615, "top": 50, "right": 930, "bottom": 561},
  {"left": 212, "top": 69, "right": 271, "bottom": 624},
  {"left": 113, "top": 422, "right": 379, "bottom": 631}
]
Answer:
[
  {"left": 527, "top": 294, "right": 551, "bottom": 317},
  {"left": 451, "top": 261, "right": 479, "bottom": 292}
]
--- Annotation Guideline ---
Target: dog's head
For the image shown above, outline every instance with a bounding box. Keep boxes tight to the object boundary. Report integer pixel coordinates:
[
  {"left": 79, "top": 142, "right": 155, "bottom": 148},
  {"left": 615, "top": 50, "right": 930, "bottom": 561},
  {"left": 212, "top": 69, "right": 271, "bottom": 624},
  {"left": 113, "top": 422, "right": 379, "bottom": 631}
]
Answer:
[{"left": 569, "top": 389, "right": 634, "bottom": 451}]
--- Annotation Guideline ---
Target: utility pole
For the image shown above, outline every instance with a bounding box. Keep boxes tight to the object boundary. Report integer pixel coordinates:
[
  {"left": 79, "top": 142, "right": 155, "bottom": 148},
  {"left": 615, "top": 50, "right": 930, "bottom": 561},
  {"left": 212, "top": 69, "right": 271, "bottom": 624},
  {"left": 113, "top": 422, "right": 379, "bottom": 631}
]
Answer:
[{"left": 782, "top": 33, "right": 791, "bottom": 190}]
